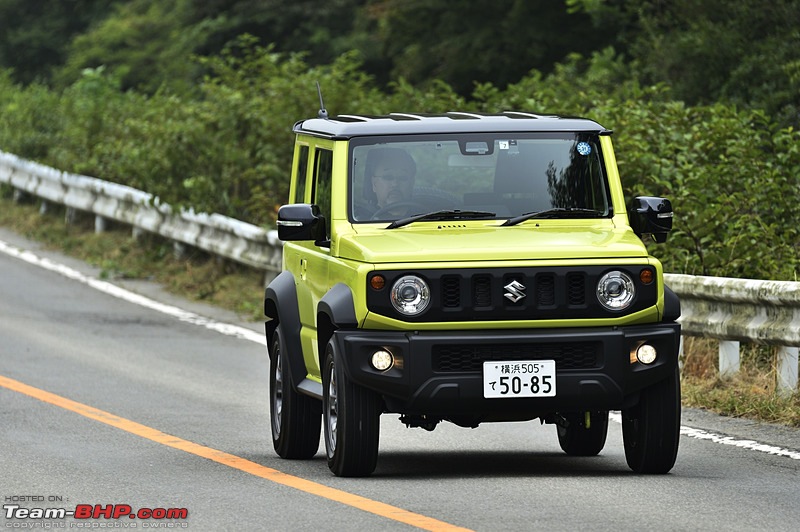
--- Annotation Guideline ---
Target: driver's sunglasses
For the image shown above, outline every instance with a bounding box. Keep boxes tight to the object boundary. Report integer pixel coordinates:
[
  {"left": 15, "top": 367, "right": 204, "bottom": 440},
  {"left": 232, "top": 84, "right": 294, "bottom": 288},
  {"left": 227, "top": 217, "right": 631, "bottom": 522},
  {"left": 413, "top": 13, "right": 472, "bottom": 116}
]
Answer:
[{"left": 374, "top": 173, "right": 412, "bottom": 183}]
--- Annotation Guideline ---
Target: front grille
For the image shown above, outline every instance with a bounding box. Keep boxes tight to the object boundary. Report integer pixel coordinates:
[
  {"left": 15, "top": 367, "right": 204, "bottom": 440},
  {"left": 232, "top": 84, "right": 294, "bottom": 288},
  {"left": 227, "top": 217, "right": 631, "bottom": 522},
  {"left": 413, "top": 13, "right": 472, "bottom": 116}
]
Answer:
[
  {"left": 537, "top": 274, "right": 555, "bottom": 306},
  {"left": 473, "top": 275, "right": 492, "bottom": 307},
  {"left": 366, "top": 265, "right": 658, "bottom": 322},
  {"left": 442, "top": 276, "right": 461, "bottom": 307},
  {"left": 567, "top": 273, "right": 586, "bottom": 305},
  {"left": 433, "top": 342, "right": 600, "bottom": 372}
]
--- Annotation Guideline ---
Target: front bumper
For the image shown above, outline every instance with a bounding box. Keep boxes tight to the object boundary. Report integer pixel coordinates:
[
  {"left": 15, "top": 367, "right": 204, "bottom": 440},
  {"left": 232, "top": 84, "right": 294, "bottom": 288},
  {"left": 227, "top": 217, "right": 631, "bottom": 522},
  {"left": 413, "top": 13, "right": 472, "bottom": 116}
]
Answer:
[{"left": 332, "top": 323, "right": 680, "bottom": 423}]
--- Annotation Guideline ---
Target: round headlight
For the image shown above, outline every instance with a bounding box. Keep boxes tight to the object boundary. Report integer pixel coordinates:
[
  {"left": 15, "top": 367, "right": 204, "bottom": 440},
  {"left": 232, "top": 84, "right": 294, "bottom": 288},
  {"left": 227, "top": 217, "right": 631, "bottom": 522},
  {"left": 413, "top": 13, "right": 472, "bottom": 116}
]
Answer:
[
  {"left": 390, "top": 275, "right": 430, "bottom": 316},
  {"left": 596, "top": 271, "right": 635, "bottom": 311}
]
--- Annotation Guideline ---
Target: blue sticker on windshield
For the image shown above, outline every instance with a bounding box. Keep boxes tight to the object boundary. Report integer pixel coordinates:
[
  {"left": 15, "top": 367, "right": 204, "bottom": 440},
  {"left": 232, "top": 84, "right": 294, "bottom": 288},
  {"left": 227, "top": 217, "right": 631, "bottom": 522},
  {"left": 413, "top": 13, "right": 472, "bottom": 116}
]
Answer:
[{"left": 576, "top": 142, "right": 592, "bottom": 156}]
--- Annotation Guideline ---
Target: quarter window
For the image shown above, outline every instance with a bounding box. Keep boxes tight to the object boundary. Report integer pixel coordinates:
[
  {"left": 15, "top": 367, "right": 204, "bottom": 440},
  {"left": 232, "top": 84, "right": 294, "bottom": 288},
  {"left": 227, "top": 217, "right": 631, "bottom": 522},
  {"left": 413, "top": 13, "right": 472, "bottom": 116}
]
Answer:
[
  {"left": 313, "top": 148, "right": 333, "bottom": 239},
  {"left": 293, "top": 145, "right": 309, "bottom": 203}
]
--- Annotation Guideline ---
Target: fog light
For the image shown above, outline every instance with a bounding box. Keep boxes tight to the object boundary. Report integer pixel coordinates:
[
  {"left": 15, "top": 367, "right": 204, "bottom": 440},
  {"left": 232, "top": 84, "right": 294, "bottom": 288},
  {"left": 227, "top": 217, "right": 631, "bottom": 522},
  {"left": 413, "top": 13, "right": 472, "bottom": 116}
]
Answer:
[
  {"left": 371, "top": 349, "right": 394, "bottom": 371},
  {"left": 636, "top": 344, "right": 658, "bottom": 365}
]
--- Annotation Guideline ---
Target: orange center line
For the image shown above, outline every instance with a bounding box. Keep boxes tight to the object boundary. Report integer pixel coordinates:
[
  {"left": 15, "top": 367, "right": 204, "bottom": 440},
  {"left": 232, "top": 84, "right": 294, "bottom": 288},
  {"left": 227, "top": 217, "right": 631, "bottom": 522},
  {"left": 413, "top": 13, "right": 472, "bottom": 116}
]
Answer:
[{"left": 0, "top": 374, "right": 472, "bottom": 532}]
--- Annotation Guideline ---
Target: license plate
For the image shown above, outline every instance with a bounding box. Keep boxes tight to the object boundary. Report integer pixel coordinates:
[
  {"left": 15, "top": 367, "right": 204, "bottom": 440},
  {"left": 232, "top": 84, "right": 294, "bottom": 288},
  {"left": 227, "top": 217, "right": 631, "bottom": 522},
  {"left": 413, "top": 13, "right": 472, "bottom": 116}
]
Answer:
[{"left": 483, "top": 360, "right": 556, "bottom": 398}]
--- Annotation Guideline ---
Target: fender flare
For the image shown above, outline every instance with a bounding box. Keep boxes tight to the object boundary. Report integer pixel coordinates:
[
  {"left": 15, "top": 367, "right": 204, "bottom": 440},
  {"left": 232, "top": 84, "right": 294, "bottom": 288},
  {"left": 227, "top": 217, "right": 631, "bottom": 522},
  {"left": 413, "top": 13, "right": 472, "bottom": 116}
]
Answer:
[
  {"left": 662, "top": 284, "right": 681, "bottom": 323},
  {"left": 263, "top": 271, "right": 306, "bottom": 390},
  {"left": 317, "top": 283, "right": 358, "bottom": 369}
]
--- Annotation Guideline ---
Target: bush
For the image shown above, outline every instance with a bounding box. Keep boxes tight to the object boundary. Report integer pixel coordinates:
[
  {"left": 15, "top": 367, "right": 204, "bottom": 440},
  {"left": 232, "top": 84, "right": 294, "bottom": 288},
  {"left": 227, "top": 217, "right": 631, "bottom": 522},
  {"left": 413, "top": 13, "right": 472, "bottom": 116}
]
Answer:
[{"left": 0, "top": 71, "right": 61, "bottom": 160}]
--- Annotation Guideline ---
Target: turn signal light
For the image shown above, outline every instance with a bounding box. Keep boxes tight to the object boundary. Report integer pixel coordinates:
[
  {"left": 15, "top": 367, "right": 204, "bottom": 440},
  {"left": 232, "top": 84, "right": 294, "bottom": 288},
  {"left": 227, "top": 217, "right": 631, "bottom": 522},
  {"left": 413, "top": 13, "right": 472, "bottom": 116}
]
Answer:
[{"left": 370, "top": 275, "right": 386, "bottom": 290}]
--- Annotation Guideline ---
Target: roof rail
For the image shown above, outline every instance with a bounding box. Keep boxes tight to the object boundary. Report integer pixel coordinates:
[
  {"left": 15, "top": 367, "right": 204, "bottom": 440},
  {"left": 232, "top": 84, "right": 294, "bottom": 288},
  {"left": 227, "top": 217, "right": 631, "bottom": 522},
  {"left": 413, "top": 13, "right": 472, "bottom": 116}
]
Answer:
[
  {"left": 336, "top": 114, "right": 372, "bottom": 122},
  {"left": 446, "top": 112, "right": 484, "bottom": 119},
  {"left": 503, "top": 111, "right": 544, "bottom": 119},
  {"left": 388, "top": 113, "right": 426, "bottom": 120}
]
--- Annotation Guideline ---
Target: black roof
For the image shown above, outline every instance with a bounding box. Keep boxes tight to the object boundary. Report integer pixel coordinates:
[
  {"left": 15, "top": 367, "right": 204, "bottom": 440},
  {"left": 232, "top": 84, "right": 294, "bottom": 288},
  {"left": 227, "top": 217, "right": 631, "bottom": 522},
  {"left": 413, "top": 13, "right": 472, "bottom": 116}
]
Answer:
[{"left": 293, "top": 112, "right": 610, "bottom": 139}]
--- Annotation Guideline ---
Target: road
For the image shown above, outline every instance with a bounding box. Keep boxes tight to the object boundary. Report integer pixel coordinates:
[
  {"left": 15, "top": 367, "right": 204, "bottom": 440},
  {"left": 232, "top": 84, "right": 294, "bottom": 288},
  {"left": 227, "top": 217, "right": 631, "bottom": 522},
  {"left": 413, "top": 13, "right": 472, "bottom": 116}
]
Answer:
[{"left": 1, "top": 227, "right": 799, "bottom": 531}]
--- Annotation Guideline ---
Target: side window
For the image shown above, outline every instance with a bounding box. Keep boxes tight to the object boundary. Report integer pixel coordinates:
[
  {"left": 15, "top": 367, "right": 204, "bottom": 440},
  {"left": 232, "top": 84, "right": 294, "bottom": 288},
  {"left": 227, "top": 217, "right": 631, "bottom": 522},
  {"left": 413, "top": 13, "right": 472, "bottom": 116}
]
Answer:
[
  {"left": 293, "top": 145, "right": 309, "bottom": 203},
  {"left": 312, "top": 148, "right": 333, "bottom": 238}
]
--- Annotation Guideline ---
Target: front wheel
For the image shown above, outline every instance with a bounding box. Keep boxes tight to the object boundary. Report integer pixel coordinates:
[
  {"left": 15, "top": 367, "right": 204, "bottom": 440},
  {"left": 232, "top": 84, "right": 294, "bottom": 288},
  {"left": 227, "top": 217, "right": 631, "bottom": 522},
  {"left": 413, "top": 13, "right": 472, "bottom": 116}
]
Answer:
[
  {"left": 622, "top": 368, "right": 681, "bottom": 474},
  {"left": 556, "top": 411, "right": 609, "bottom": 456},
  {"left": 323, "top": 338, "right": 381, "bottom": 477},
  {"left": 269, "top": 327, "right": 321, "bottom": 459}
]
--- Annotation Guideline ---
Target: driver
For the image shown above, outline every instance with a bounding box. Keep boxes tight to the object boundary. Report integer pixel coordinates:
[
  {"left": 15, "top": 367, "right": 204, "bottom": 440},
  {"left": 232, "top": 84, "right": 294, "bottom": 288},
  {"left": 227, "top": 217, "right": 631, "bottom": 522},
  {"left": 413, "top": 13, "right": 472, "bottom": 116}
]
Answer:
[{"left": 367, "top": 148, "right": 416, "bottom": 209}]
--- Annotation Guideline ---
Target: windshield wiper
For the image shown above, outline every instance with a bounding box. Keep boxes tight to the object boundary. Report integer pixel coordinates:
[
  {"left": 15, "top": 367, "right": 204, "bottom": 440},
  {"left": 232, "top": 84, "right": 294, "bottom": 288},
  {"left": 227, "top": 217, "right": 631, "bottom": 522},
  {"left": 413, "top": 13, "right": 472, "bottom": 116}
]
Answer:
[
  {"left": 386, "top": 210, "right": 496, "bottom": 229},
  {"left": 501, "top": 208, "right": 607, "bottom": 227}
]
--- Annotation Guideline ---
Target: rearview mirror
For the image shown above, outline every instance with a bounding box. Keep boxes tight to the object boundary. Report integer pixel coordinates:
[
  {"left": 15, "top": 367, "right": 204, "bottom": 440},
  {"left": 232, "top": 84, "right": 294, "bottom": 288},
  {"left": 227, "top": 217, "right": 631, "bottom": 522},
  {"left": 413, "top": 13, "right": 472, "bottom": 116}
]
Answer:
[
  {"left": 628, "top": 196, "right": 673, "bottom": 243},
  {"left": 276, "top": 203, "right": 328, "bottom": 246}
]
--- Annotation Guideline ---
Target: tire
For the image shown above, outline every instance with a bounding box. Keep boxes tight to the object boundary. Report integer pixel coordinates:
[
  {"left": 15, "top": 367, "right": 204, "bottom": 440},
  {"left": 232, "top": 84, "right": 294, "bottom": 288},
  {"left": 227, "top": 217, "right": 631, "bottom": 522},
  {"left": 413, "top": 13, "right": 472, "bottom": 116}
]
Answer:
[
  {"left": 269, "top": 327, "right": 321, "bottom": 459},
  {"left": 322, "top": 338, "right": 381, "bottom": 477},
  {"left": 556, "top": 411, "right": 609, "bottom": 456},
  {"left": 622, "top": 368, "right": 681, "bottom": 474}
]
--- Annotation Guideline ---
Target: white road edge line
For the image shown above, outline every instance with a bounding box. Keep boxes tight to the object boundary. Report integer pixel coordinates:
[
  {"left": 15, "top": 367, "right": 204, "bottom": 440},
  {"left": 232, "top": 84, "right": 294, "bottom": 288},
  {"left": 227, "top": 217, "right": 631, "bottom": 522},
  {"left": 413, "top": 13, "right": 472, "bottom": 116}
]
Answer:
[
  {"left": 609, "top": 412, "right": 800, "bottom": 460},
  {"left": 3, "top": 238, "right": 798, "bottom": 461},
  {"left": 0, "top": 239, "right": 266, "bottom": 347}
]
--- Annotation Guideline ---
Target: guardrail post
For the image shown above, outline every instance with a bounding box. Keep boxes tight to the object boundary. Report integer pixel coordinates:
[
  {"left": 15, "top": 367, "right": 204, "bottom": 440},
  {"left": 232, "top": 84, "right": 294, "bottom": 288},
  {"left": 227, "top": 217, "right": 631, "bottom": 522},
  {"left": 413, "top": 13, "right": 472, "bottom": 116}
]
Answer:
[
  {"left": 65, "top": 207, "right": 77, "bottom": 226},
  {"left": 174, "top": 242, "right": 187, "bottom": 260},
  {"left": 777, "top": 346, "right": 798, "bottom": 397},
  {"left": 719, "top": 340, "right": 740, "bottom": 377},
  {"left": 95, "top": 215, "right": 107, "bottom": 233}
]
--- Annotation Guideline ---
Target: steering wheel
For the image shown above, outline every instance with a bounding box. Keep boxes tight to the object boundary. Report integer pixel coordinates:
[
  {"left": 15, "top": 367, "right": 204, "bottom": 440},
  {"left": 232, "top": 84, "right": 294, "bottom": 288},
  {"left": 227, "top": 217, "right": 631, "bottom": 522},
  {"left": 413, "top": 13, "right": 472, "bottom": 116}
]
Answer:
[{"left": 370, "top": 201, "right": 425, "bottom": 220}]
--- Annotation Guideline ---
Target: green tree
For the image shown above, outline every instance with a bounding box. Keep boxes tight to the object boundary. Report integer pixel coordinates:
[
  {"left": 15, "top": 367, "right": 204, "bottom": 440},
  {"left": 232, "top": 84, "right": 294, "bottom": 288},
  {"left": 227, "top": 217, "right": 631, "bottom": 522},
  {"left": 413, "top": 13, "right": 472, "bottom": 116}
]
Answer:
[
  {"left": 55, "top": 0, "right": 215, "bottom": 93},
  {"left": 56, "top": 0, "right": 369, "bottom": 93},
  {"left": 364, "top": 0, "right": 614, "bottom": 94},
  {"left": 0, "top": 0, "right": 118, "bottom": 84},
  {"left": 571, "top": 0, "right": 800, "bottom": 126}
]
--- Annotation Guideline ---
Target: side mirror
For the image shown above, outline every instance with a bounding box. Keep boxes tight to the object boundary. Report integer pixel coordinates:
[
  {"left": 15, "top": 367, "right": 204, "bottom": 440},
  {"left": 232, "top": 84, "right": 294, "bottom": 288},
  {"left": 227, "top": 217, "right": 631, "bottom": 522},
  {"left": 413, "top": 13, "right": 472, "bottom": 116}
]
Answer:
[
  {"left": 628, "top": 196, "right": 673, "bottom": 243},
  {"left": 276, "top": 203, "right": 328, "bottom": 246}
]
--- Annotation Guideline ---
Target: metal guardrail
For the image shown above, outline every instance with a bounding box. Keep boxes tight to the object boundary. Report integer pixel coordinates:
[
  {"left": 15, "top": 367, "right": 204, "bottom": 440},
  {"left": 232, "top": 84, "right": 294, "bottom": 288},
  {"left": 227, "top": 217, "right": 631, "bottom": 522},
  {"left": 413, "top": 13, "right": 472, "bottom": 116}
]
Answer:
[
  {"left": 0, "top": 151, "right": 283, "bottom": 280},
  {"left": 666, "top": 273, "right": 799, "bottom": 396},
  {"left": 1, "top": 150, "right": 798, "bottom": 394}
]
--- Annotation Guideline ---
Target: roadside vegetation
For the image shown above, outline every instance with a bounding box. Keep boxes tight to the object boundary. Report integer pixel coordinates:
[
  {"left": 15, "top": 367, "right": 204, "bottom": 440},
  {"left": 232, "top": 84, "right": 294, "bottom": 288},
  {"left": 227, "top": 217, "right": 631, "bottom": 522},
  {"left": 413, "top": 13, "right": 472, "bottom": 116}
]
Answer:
[
  {"left": 681, "top": 337, "right": 800, "bottom": 427},
  {"left": 1, "top": 0, "right": 799, "bottom": 426}
]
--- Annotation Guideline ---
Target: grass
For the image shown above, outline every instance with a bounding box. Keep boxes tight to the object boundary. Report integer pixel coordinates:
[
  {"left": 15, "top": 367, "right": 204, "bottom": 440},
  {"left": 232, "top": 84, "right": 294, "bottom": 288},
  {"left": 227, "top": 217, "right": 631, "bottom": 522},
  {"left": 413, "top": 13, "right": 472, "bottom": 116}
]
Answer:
[
  {"left": 2, "top": 188, "right": 799, "bottom": 428},
  {"left": 681, "top": 337, "right": 800, "bottom": 427}
]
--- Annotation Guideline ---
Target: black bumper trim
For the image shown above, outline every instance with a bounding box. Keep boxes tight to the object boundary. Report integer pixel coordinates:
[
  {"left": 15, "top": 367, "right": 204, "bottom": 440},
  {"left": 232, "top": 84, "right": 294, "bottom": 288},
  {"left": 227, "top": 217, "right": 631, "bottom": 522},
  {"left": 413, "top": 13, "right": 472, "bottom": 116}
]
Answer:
[{"left": 332, "top": 323, "right": 680, "bottom": 421}]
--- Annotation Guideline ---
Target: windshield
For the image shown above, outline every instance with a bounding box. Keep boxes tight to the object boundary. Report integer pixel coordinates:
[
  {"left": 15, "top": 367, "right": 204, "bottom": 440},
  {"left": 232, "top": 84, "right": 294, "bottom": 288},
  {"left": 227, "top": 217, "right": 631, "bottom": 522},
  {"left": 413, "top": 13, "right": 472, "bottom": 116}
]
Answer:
[{"left": 349, "top": 133, "right": 611, "bottom": 223}]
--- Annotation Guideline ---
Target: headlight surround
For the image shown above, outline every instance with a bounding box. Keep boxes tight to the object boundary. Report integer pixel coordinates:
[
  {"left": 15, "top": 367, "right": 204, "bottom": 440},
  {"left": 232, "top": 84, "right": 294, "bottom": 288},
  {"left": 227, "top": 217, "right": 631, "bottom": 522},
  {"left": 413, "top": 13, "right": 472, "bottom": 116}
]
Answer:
[
  {"left": 596, "top": 270, "right": 635, "bottom": 311},
  {"left": 390, "top": 275, "right": 431, "bottom": 315}
]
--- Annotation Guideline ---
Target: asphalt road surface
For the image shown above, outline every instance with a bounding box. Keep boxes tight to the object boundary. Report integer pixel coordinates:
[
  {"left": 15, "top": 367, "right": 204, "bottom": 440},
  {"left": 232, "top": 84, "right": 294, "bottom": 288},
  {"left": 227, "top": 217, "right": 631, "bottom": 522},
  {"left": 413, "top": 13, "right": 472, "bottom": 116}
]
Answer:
[{"left": 1, "top": 227, "right": 799, "bottom": 531}]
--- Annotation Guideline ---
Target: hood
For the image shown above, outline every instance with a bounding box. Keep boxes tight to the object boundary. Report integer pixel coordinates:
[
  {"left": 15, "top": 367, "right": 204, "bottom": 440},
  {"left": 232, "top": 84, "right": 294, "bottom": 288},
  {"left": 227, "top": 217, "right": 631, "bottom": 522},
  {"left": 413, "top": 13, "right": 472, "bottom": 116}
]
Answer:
[{"left": 336, "top": 219, "right": 648, "bottom": 264}]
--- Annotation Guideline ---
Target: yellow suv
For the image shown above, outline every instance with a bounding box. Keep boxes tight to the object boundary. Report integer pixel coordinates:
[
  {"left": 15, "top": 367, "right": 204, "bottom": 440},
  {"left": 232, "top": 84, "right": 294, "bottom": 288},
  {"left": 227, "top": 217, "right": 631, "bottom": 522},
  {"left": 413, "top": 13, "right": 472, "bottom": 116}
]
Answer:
[{"left": 265, "top": 112, "right": 680, "bottom": 477}]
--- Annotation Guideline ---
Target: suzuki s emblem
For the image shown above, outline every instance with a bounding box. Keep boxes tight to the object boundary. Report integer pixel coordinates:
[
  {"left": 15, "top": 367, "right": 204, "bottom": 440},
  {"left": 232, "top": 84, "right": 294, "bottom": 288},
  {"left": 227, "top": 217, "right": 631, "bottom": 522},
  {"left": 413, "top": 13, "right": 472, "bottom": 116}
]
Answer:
[{"left": 503, "top": 280, "right": 527, "bottom": 303}]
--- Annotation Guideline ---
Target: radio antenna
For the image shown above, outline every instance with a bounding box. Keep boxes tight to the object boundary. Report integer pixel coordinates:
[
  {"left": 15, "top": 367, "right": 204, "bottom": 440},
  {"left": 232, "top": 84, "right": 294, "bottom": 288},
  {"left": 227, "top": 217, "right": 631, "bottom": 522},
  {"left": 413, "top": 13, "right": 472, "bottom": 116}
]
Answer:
[{"left": 316, "top": 82, "right": 328, "bottom": 119}]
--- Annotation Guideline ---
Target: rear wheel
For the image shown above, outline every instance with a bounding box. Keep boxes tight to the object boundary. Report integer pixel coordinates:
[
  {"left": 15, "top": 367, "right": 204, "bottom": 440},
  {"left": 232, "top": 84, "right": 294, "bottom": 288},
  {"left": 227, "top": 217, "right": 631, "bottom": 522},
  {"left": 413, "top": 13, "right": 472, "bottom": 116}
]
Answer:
[
  {"left": 622, "top": 368, "right": 681, "bottom": 474},
  {"left": 323, "top": 338, "right": 381, "bottom": 477},
  {"left": 269, "top": 327, "right": 321, "bottom": 459},
  {"left": 556, "top": 411, "right": 609, "bottom": 456}
]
